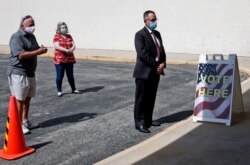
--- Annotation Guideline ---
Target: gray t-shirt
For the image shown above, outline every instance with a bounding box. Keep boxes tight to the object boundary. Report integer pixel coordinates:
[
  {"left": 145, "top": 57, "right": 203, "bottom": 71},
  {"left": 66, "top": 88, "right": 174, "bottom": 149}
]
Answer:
[{"left": 7, "top": 29, "right": 39, "bottom": 77}]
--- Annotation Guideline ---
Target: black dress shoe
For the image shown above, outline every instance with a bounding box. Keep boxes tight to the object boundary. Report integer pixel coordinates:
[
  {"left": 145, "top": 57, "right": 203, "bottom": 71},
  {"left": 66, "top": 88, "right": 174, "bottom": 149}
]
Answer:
[
  {"left": 135, "top": 125, "right": 151, "bottom": 133},
  {"left": 151, "top": 121, "right": 161, "bottom": 127}
]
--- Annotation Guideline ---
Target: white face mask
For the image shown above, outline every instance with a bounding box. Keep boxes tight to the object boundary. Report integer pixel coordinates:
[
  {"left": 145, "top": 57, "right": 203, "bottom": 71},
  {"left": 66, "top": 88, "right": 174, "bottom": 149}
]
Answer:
[{"left": 24, "top": 26, "right": 35, "bottom": 34}]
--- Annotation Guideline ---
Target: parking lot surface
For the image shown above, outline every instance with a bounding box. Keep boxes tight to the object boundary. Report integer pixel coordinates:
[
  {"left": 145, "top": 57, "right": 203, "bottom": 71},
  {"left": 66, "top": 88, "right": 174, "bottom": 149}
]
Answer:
[{"left": 0, "top": 55, "right": 197, "bottom": 164}]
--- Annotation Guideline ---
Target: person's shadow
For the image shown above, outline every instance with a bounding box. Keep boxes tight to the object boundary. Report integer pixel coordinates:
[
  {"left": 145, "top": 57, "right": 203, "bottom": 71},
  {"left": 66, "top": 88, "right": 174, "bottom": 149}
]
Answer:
[
  {"left": 38, "top": 112, "right": 97, "bottom": 128},
  {"left": 61, "top": 86, "right": 105, "bottom": 96},
  {"left": 79, "top": 86, "right": 104, "bottom": 94},
  {"left": 155, "top": 110, "right": 193, "bottom": 124}
]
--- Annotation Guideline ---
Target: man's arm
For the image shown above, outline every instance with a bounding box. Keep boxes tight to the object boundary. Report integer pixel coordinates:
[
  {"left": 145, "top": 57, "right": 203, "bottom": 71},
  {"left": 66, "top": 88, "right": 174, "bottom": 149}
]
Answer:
[
  {"left": 156, "top": 32, "right": 167, "bottom": 74},
  {"left": 157, "top": 31, "right": 167, "bottom": 67},
  {"left": 19, "top": 46, "right": 47, "bottom": 60},
  {"left": 10, "top": 35, "right": 47, "bottom": 60},
  {"left": 135, "top": 32, "right": 157, "bottom": 69}
]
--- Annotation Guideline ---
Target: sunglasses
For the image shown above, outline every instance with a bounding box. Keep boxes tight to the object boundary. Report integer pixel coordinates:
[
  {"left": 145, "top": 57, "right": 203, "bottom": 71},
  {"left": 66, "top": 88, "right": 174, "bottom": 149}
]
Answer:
[{"left": 147, "top": 18, "right": 158, "bottom": 22}]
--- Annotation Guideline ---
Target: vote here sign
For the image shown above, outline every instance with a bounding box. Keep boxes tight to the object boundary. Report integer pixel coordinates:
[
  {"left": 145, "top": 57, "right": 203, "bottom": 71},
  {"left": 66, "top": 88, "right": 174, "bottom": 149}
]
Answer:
[{"left": 194, "top": 60, "right": 234, "bottom": 120}]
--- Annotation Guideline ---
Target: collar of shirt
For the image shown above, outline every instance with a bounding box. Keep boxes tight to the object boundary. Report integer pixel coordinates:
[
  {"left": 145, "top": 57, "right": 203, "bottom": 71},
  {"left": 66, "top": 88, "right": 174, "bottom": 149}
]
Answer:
[
  {"left": 145, "top": 26, "right": 160, "bottom": 46},
  {"left": 145, "top": 26, "right": 161, "bottom": 62},
  {"left": 19, "top": 28, "right": 34, "bottom": 37},
  {"left": 145, "top": 26, "right": 153, "bottom": 34},
  {"left": 19, "top": 28, "right": 26, "bottom": 36}
]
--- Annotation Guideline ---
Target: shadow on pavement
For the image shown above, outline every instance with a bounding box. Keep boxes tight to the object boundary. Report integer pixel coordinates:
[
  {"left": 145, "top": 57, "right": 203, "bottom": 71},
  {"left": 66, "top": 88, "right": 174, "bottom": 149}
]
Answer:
[
  {"left": 38, "top": 112, "right": 97, "bottom": 128},
  {"left": 79, "top": 86, "right": 105, "bottom": 93},
  {"left": 156, "top": 110, "right": 193, "bottom": 124},
  {"left": 30, "top": 141, "right": 53, "bottom": 150},
  {"left": 61, "top": 86, "right": 105, "bottom": 96},
  {"left": 134, "top": 89, "right": 250, "bottom": 165}
]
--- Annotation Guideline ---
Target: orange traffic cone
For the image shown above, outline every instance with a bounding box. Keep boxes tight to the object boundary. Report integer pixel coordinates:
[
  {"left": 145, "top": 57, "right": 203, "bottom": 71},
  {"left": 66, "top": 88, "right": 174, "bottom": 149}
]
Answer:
[{"left": 0, "top": 96, "right": 35, "bottom": 160}]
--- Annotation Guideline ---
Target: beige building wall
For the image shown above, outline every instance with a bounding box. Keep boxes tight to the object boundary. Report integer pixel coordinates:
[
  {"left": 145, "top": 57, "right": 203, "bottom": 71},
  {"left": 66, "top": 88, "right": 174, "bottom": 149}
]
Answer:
[{"left": 0, "top": 0, "right": 250, "bottom": 56}]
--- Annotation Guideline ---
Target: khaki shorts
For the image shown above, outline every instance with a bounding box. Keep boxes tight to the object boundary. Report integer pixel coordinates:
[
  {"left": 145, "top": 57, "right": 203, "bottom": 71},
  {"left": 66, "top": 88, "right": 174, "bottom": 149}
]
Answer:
[{"left": 8, "top": 74, "right": 36, "bottom": 101}]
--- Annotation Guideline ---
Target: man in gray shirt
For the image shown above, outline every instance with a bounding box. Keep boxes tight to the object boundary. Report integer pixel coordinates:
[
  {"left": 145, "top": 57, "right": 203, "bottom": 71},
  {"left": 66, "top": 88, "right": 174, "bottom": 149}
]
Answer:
[{"left": 8, "top": 15, "right": 48, "bottom": 134}]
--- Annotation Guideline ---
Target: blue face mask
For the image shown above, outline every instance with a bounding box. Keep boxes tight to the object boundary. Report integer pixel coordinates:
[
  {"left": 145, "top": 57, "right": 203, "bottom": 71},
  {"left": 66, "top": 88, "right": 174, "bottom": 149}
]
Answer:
[
  {"left": 60, "top": 28, "right": 68, "bottom": 34},
  {"left": 149, "top": 21, "right": 157, "bottom": 30}
]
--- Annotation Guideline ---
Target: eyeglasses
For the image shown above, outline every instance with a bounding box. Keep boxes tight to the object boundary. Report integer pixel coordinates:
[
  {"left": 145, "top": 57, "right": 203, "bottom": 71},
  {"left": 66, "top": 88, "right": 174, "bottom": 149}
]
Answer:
[{"left": 147, "top": 18, "right": 158, "bottom": 22}]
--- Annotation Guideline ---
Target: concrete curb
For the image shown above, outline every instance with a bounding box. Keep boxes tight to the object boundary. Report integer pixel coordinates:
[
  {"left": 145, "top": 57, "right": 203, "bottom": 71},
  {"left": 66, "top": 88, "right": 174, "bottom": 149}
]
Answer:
[
  {"left": 93, "top": 116, "right": 197, "bottom": 165},
  {"left": 40, "top": 53, "right": 136, "bottom": 63}
]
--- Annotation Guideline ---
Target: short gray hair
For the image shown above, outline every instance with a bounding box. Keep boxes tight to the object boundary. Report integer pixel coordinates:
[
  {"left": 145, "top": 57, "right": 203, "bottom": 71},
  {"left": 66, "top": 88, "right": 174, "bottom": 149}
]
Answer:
[
  {"left": 143, "top": 10, "right": 155, "bottom": 22},
  {"left": 20, "top": 15, "right": 33, "bottom": 27}
]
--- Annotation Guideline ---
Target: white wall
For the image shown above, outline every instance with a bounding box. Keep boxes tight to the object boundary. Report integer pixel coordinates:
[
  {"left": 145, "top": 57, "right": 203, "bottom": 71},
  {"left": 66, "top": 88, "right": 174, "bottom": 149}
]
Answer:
[{"left": 1, "top": 0, "right": 250, "bottom": 56}]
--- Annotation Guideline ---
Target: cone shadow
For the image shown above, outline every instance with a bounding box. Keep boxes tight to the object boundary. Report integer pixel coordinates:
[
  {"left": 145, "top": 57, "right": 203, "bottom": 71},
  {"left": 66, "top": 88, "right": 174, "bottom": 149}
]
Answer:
[{"left": 30, "top": 141, "right": 53, "bottom": 150}]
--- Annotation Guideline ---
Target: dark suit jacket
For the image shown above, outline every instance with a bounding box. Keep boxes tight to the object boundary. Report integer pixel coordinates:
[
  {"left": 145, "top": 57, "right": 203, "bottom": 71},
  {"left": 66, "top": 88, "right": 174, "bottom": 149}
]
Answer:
[{"left": 133, "top": 27, "right": 166, "bottom": 79}]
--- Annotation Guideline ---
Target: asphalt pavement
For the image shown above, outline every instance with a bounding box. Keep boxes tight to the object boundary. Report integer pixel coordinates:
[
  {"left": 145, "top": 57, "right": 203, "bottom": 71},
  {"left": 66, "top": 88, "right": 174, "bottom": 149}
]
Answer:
[
  {"left": 0, "top": 55, "right": 196, "bottom": 165},
  {"left": 93, "top": 53, "right": 250, "bottom": 165}
]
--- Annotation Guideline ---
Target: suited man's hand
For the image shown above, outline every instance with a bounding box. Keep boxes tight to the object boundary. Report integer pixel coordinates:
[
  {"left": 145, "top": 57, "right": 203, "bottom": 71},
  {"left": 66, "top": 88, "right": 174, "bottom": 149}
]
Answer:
[
  {"left": 159, "top": 63, "right": 165, "bottom": 69},
  {"left": 156, "top": 68, "right": 163, "bottom": 75},
  {"left": 156, "top": 63, "right": 165, "bottom": 74}
]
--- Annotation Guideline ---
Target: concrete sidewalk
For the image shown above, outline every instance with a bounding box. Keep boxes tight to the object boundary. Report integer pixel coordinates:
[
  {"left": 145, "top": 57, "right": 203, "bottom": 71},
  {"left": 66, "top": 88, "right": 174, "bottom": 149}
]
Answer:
[{"left": 90, "top": 52, "right": 250, "bottom": 165}]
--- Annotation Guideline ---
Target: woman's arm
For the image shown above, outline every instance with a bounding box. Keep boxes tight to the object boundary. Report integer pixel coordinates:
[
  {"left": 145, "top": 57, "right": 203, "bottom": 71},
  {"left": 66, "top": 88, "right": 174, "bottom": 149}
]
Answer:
[
  {"left": 53, "top": 41, "right": 69, "bottom": 53},
  {"left": 69, "top": 41, "right": 76, "bottom": 52}
]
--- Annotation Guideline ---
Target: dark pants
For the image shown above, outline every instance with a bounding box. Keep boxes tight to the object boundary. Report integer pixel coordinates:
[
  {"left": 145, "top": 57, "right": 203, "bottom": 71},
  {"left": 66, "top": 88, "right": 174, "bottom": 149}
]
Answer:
[
  {"left": 134, "top": 73, "right": 160, "bottom": 128},
  {"left": 55, "top": 63, "right": 76, "bottom": 92}
]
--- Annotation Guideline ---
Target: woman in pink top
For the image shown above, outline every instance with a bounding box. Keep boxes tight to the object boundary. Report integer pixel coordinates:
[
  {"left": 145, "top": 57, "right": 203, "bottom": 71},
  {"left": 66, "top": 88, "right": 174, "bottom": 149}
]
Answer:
[{"left": 53, "top": 22, "right": 80, "bottom": 97}]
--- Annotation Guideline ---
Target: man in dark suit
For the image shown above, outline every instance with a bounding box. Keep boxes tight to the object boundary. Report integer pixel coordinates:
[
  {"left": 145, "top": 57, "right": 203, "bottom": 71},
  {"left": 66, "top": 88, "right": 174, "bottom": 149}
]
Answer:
[{"left": 133, "top": 10, "right": 166, "bottom": 133}]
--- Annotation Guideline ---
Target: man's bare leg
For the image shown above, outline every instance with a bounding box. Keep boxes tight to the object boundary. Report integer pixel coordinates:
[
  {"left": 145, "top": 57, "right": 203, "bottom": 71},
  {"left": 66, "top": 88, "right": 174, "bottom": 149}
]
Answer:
[
  {"left": 22, "top": 97, "right": 31, "bottom": 122},
  {"left": 16, "top": 99, "right": 24, "bottom": 124}
]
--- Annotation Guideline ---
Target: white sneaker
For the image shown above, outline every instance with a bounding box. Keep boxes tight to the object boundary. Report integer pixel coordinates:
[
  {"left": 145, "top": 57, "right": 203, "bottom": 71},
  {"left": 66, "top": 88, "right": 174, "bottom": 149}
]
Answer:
[
  {"left": 23, "top": 120, "right": 32, "bottom": 129},
  {"left": 72, "top": 90, "right": 80, "bottom": 94},
  {"left": 22, "top": 125, "right": 30, "bottom": 134},
  {"left": 57, "top": 92, "right": 62, "bottom": 97}
]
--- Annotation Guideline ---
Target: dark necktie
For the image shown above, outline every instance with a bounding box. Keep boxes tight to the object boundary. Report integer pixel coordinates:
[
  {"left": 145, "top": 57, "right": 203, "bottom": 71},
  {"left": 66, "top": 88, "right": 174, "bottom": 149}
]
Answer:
[{"left": 151, "top": 32, "right": 161, "bottom": 62}]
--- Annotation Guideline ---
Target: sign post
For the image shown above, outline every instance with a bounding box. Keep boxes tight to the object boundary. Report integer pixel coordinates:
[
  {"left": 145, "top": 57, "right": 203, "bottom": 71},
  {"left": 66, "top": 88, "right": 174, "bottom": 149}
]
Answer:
[{"left": 193, "top": 54, "right": 244, "bottom": 126}]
